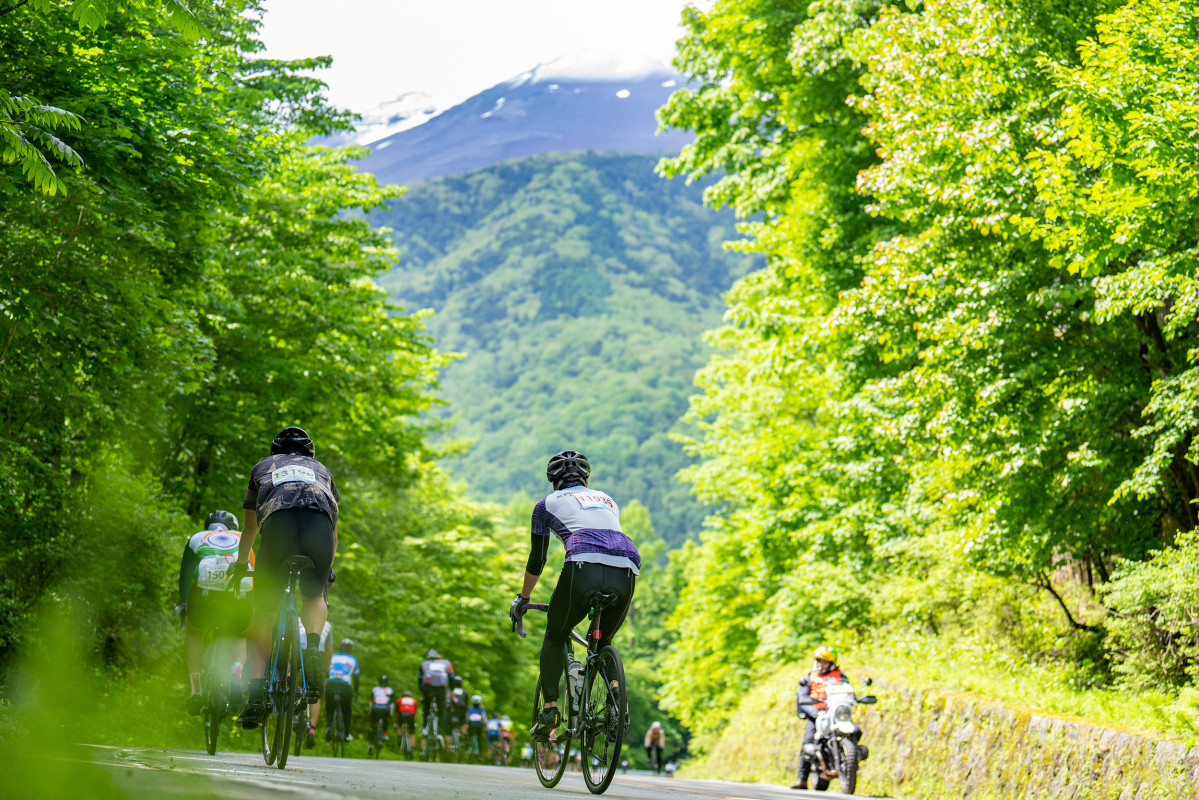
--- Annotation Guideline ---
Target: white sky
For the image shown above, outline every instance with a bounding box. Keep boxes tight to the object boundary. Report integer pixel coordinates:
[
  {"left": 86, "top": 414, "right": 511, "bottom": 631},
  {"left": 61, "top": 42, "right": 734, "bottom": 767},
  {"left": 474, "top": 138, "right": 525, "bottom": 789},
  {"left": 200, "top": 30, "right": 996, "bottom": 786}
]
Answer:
[{"left": 257, "top": 0, "right": 693, "bottom": 114}]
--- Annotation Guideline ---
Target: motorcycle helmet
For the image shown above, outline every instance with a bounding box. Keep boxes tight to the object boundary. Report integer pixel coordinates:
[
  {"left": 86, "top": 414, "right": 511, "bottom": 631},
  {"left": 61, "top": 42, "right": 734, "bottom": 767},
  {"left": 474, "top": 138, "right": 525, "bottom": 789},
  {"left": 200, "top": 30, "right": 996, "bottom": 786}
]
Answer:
[
  {"left": 547, "top": 450, "right": 590, "bottom": 489},
  {"left": 271, "top": 425, "right": 315, "bottom": 457},
  {"left": 814, "top": 645, "right": 838, "bottom": 673},
  {"left": 205, "top": 510, "right": 238, "bottom": 531}
]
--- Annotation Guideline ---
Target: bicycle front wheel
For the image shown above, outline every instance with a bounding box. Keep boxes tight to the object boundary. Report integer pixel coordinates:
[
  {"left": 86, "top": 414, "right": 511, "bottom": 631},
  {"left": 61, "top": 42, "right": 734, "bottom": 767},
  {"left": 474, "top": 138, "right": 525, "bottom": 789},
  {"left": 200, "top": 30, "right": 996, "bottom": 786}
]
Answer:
[
  {"left": 203, "top": 705, "right": 219, "bottom": 756},
  {"left": 581, "top": 646, "right": 626, "bottom": 795},
  {"left": 532, "top": 669, "right": 570, "bottom": 788},
  {"left": 331, "top": 708, "right": 345, "bottom": 758},
  {"left": 276, "top": 627, "right": 301, "bottom": 769}
]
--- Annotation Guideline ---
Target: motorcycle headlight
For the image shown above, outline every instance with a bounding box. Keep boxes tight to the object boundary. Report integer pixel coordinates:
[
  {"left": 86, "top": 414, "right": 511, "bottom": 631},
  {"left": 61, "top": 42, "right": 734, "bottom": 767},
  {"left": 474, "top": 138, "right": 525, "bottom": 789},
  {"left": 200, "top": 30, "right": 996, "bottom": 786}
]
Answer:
[
  {"left": 833, "top": 705, "right": 853, "bottom": 723},
  {"left": 837, "top": 721, "right": 857, "bottom": 735}
]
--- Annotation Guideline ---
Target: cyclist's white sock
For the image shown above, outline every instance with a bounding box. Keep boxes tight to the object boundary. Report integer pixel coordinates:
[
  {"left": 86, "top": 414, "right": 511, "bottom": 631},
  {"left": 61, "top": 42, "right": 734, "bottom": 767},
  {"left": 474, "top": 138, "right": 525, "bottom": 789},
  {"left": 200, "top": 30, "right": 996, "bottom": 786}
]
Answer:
[{"left": 189, "top": 673, "right": 201, "bottom": 694}]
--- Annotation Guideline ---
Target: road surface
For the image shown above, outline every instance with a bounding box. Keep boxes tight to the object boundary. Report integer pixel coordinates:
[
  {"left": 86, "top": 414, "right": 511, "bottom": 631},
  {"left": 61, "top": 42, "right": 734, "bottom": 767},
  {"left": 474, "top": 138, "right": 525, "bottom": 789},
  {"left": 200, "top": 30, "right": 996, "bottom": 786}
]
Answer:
[{"left": 85, "top": 746, "right": 890, "bottom": 800}]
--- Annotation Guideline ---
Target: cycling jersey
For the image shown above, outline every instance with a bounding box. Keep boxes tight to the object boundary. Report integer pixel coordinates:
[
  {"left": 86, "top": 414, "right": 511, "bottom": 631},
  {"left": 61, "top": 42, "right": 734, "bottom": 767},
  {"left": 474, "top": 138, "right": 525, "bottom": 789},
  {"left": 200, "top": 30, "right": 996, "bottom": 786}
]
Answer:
[
  {"left": 397, "top": 695, "right": 417, "bottom": 715},
  {"left": 419, "top": 657, "right": 454, "bottom": 688},
  {"left": 371, "top": 685, "right": 394, "bottom": 706},
  {"left": 178, "top": 529, "right": 253, "bottom": 603},
  {"left": 528, "top": 485, "right": 640, "bottom": 575},
  {"left": 466, "top": 705, "right": 487, "bottom": 726},
  {"left": 486, "top": 718, "right": 502, "bottom": 741},
  {"left": 328, "top": 652, "right": 359, "bottom": 685},
  {"left": 243, "top": 453, "right": 340, "bottom": 527}
]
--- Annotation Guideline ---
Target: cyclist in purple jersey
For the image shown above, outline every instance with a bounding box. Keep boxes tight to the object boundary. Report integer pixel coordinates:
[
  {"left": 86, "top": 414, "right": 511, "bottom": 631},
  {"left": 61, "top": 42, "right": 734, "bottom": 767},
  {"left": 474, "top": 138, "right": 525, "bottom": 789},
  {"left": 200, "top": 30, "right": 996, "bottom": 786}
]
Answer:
[{"left": 508, "top": 450, "right": 640, "bottom": 741}]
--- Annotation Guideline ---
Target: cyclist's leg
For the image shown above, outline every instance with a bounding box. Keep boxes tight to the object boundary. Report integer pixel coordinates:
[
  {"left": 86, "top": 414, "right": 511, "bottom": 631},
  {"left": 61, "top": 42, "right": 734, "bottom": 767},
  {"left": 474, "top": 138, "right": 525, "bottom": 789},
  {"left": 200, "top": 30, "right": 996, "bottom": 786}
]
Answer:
[
  {"left": 292, "top": 509, "right": 334, "bottom": 700},
  {"left": 593, "top": 565, "right": 635, "bottom": 651},
  {"left": 540, "top": 562, "right": 603, "bottom": 708}
]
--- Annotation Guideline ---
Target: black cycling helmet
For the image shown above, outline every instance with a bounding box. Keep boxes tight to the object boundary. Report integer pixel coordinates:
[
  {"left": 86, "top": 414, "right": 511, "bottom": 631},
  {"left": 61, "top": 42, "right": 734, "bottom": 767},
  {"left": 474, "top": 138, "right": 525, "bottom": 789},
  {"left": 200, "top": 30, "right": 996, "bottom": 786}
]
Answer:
[
  {"left": 205, "top": 510, "right": 238, "bottom": 531},
  {"left": 339, "top": 638, "right": 354, "bottom": 653},
  {"left": 271, "top": 426, "right": 315, "bottom": 457},
  {"left": 380, "top": 675, "right": 389, "bottom": 686},
  {"left": 547, "top": 450, "right": 590, "bottom": 490},
  {"left": 426, "top": 648, "right": 440, "bottom": 659}
]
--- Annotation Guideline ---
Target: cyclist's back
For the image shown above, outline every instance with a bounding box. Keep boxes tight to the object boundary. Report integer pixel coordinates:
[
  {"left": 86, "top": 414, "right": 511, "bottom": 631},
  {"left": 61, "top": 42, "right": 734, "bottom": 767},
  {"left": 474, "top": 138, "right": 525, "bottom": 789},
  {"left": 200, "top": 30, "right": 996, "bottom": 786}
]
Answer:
[
  {"left": 418, "top": 649, "right": 453, "bottom": 730},
  {"left": 324, "top": 640, "right": 359, "bottom": 740}
]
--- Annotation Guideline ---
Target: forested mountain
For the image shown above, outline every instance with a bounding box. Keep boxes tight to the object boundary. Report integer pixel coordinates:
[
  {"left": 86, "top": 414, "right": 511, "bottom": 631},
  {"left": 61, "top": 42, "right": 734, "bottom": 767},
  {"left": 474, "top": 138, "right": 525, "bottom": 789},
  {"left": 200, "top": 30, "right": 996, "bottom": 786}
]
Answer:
[{"left": 371, "top": 152, "right": 757, "bottom": 546}]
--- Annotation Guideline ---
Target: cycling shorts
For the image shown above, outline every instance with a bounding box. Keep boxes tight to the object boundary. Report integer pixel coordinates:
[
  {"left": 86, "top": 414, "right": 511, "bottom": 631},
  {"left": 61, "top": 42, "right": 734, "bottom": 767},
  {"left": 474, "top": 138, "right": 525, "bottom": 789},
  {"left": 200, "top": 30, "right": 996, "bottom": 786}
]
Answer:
[
  {"left": 253, "top": 507, "right": 335, "bottom": 608},
  {"left": 185, "top": 584, "right": 252, "bottom": 636},
  {"left": 486, "top": 730, "right": 501, "bottom": 742},
  {"left": 398, "top": 712, "right": 415, "bottom": 731}
]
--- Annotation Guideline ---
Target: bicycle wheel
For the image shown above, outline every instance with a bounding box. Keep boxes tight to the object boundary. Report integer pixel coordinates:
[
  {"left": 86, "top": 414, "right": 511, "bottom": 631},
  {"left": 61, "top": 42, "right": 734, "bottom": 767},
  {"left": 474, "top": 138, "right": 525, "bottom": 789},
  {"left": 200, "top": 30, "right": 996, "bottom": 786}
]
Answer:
[
  {"left": 203, "top": 704, "right": 219, "bottom": 756},
  {"left": 276, "top": 623, "right": 301, "bottom": 768},
  {"left": 581, "top": 646, "right": 626, "bottom": 795},
  {"left": 261, "top": 627, "right": 288, "bottom": 766},
  {"left": 292, "top": 708, "right": 304, "bottom": 757},
  {"left": 532, "top": 669, "right": 570, "bottom": 788},
  {"left": 331, "top": 707, "right": 345, "bottom": 758}
]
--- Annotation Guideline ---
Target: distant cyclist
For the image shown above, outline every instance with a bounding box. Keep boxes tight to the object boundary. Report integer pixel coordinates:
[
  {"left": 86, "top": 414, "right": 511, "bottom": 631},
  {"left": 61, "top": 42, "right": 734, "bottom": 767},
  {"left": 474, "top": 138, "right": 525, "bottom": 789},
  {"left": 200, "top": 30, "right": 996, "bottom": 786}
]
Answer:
[
  {"left": 447, "top": 686, "right": 467, "bottom": 734},
  {"left": 418, "top": 648, "right": 454, "bottom": 739},
  {"left": 396, "top": 690, "right": 418, "bottom": 751},
  {"left": 368, "top": 675, "right": 394, "bottom": 753},
  {"left": 176, "top": 511, "right": 253, "bottom": 714},
  {"left": 465, "top": 694, "right": 487, "bottom": 756},
  {"left": 508, "top": 450, "right": 640, "bottom": 741},
  {"left": 499, "top": 714, "right": 514, "bottom": 762},
  {"left": 485, "top": 713, "right": 502, "bottom": 760},
  {"left": 325, "top": 638, "right": 360, "bottom": 741},
  {"left": 230, "top": 426, "right": 340, "bottom": 728}
]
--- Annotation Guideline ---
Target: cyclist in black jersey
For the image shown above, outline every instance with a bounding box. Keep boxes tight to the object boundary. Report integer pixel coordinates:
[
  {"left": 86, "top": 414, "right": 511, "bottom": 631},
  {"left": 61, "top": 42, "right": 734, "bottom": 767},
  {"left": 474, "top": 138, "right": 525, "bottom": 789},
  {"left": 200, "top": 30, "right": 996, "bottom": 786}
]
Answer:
[
  {"left": 508, "top": 450, "right": 641, "bottom": 741},
  {"left": 230, "top": 426, "right": 339, "bottom": 729}
]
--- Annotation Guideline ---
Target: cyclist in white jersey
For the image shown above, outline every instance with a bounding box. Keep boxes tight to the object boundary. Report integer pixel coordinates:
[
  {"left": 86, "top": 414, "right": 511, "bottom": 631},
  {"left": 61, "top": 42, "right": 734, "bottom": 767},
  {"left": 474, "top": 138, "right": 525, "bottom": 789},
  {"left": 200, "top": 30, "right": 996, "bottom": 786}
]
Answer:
[
  {"left": 176, "top": 511, "right": 253, "bottom": 715},
  {"left": 368, "top": 675, "right": 395, "bottom": 753},
  {"left": 508, "top": 450, "right": 640, "bottom": 741}
]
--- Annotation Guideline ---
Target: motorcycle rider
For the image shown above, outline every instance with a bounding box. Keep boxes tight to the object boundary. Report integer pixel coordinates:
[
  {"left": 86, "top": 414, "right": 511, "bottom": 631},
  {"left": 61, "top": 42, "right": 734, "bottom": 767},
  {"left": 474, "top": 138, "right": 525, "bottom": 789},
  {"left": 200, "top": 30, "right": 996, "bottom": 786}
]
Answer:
[{"left": 792, "top": 645, "right": 847, "bottom": 791}]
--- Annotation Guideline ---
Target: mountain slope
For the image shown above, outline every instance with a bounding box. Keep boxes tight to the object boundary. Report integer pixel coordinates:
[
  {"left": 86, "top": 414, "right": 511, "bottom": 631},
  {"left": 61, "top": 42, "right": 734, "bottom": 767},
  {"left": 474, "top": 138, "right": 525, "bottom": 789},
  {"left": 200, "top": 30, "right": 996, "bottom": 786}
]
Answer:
[
  {"left": 355, "top": 59, "right": 693, "bottom": 185},
  {"left": 373, "top": 152, "right": 756, "bottom": 545}
]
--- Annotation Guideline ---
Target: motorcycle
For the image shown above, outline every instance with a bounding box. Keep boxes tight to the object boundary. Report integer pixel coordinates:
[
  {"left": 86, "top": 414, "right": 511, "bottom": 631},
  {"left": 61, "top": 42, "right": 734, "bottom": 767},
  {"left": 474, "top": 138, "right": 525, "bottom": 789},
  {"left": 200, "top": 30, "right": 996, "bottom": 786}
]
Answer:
[{"left": 802, "top": 677, "right": 877, "bottom": 794}]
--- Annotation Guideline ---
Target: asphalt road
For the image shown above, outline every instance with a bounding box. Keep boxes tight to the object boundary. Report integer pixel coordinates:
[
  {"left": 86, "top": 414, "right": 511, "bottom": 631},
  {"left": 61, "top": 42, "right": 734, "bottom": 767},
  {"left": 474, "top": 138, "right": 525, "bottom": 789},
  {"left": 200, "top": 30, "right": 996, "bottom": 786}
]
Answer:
[{"left": 86, "top": 746, "right": 889, "bottom": 800}]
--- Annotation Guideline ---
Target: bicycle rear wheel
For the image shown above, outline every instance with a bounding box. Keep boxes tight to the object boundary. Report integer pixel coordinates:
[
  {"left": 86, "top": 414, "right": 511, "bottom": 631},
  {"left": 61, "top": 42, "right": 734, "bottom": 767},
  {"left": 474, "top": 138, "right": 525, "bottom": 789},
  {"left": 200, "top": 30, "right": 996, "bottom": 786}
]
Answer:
[
  {"left": 276, "top": 627, "right": 301, "bottom": 768},
  {"left": 331, "top": 707, "right": 345, "bottom": 758},
  {"left": 292, "top": 708, "right": 305, "bottom": 757},
  {"left": 532, "top": 669, "right": 570, "bottom": 788},
  {"left": 261, "top": 629, "right": 287, "bottom": 766},
  {"left": 203, "top": 705, "right": 219, "bottom": 756},
  {"left": 581, "top": 646, "right": 626, "bottom": 795}
]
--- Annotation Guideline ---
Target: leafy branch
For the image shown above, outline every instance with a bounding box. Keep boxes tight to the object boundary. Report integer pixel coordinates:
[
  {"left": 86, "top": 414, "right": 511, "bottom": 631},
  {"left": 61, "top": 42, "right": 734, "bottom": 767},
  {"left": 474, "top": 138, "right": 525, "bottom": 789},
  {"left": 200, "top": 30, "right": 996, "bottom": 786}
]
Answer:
[{"left": 0, "top": 90, "right": 82, "bottom": 195}]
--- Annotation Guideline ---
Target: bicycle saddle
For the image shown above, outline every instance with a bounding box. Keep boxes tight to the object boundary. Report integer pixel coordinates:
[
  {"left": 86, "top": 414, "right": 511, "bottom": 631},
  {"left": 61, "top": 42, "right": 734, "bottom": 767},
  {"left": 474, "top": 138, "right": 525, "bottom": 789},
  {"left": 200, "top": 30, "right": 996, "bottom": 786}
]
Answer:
[
  {"left": 588, "top": 590, "right": 621, "bottom": 610},
  {"left": 283, "top": 555, "right": 315, "bottom": 572}
]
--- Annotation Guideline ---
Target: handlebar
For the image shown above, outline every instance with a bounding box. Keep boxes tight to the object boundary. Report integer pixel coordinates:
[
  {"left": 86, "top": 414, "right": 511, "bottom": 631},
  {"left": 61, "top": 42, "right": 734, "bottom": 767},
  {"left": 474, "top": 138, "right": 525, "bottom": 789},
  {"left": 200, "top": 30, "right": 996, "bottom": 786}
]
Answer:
[{"left": 515, "top": 603, "right": 549, "bottom": 638}]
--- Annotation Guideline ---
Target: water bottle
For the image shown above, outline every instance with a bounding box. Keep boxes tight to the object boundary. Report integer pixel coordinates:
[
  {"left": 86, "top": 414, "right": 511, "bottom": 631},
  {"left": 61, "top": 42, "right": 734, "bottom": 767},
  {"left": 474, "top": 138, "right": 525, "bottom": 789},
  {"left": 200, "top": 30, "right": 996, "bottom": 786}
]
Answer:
[{"left": 567, "top": 660, "right": 583, "bottom": 711}]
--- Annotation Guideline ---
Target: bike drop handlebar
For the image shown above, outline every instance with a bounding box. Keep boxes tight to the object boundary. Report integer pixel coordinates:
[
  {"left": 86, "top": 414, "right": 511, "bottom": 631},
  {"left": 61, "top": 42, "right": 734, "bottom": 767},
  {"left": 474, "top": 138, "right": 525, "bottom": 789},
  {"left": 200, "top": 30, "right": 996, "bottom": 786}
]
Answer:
[{"left": 515, "top": 603, "right": 589, "bottom": 647}]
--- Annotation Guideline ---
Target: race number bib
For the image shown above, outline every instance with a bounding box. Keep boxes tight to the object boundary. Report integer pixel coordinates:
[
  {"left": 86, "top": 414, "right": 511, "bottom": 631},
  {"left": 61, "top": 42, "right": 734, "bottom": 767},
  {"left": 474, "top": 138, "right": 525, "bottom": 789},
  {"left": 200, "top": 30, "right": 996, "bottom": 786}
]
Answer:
[
  {"left": 571, "top": 492, "right": 615, "bottom": 511},
  {"left": 272, "top": 464, "right": 316, "bottom": 486},
  {"left": 468, "top": 712, "right": 483, "bottom": 723},
  {"left": 197, "top": 554, "right": 233, "bottom": 590}
]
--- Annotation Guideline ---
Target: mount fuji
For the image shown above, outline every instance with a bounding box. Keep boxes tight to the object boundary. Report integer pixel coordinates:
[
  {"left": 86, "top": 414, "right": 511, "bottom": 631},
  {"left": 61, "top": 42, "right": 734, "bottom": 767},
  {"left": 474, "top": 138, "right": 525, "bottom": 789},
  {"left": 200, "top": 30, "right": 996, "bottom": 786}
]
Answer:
[{"left": 346, "top": 53, "right": 694, "bottom": 185}]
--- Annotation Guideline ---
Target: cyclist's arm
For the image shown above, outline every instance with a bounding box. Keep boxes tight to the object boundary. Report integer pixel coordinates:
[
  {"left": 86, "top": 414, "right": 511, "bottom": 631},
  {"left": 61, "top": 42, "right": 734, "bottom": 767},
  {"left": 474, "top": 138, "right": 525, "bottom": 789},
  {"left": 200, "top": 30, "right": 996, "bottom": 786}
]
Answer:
[
  {"left": 178, "top": 539, "right": 197, "bottom": 606},
  {"left": 236, "top": 508, "right": 258, "bottom": 565}
]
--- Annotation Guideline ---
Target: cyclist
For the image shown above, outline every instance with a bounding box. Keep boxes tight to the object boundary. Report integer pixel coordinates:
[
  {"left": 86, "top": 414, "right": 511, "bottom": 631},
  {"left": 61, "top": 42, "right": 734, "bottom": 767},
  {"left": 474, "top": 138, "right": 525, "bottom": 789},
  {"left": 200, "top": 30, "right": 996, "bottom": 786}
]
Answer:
[
  {"left": 485, "top": 713, "right": 502, "bottom": 761},
  {"left": 508, "top": 450, "right": 640, "bottom": 741},
  {"left": 396, "top": 690, "right": 418, "bottom": 752},
  {"left": 302, "top": 621, "right": 334, "bottom": 748},
  {"left": 465, "top": 694, "right": 487, "bottom": 758},
  {"left": 499, "top": 714, "right": 514, "bottom": 763},
  {"left": 644, "top": 720, "right": 665, "bottom": 773},
  {"left": 368, "top": 675, "right": 394, "bottom": 754},
  {"left": 325, "top": 638, "right": 360, "bottom": 741},
  {"left": 176, "top": 511, "right": 253, "bottom": 714},
  {"left": 792, "top": 645, "right": 847, "bottom": 791},
  {"left": 231, "top": 426, "right": 340, "bottom": 728},
  {"left": 447, "top": 686, "right": 467, "bottom": 736},
  {"left": 418, "top": 648, "right": 454, "bottom": 742}
]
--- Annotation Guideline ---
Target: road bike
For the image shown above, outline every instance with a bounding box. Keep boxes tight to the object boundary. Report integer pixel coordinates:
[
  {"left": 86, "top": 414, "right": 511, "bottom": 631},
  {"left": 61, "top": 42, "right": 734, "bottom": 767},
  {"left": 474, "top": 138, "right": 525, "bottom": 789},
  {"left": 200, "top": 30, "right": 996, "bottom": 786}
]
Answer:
[
  {"left": 368, "top": 710, "right": 388, "bottom": 759},
  {"left": 328, "top": 700, "right": 347, "bottom": 758},
  {"left": 419, "top": 699, "right": 444, "bottom": 762},
  {"left": 260, "top": 555, "right": 314, "bottom": 769},
  {"left": 398, "top": 720, "right": 415, "bottom": 760},
  {"left": 198, "top": 625, "right": 243, "bottom": 755},
  {"left": 517, "top": 591, "right": 628, "bottom": 795}
]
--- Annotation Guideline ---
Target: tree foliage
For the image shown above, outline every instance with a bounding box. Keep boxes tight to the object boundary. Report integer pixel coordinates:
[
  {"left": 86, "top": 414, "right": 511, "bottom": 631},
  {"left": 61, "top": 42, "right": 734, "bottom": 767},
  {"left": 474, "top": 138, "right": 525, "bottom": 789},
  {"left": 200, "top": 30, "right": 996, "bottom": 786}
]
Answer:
[{"left": 658, "top": 0, "right": 1199, "bottom": 734}]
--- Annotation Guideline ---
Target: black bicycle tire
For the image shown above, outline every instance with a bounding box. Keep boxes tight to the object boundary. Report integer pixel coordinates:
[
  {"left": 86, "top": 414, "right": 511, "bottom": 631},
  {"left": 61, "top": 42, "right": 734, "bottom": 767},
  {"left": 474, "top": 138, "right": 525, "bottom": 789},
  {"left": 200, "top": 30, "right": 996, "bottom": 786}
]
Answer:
[
  {"left": 276, "top": 617, "right": 300, "bottom": 768},
  {"left": 261, "top": 629, "right": 287, "bottom": 766},
  {"left": 331, "top": 707, "right": 345, "bottom": 758},
  {"left": 292, "top": 708, "right": 304, "bottom": 757},
  {"left": 204, "top": 706, "right": 219, "bottom": 756},
  {"left": 581, "top": 645, "right": 626, "bottom": 795},
  {"left": 532, "top": 671, "right": 570, "bottom": 788},
  {"left": 201, "top": 637, "right": 219, "bottom": 756}
]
